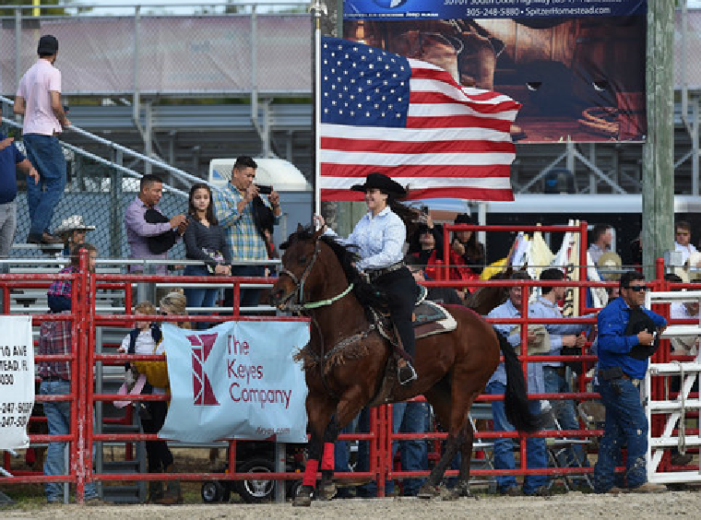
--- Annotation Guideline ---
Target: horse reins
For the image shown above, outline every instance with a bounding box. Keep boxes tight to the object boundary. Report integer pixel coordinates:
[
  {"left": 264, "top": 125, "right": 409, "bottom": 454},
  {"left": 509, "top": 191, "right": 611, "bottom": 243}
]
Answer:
[
  {"left": 278, "top": 236, "right": 375, "bottom": 398},
  {"left": 278, "top": 239, "right": 355, "bottom": 312}
]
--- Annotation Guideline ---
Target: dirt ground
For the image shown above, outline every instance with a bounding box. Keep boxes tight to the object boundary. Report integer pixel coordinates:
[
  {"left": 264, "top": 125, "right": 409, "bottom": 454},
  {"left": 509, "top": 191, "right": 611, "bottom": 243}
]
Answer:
[{"left": 3, "top": 490, "right": 701, "bottom": 520}]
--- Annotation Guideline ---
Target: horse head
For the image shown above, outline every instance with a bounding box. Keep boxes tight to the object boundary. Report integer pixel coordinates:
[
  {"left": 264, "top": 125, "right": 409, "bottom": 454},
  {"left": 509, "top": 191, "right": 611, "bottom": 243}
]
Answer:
[{"left": 269, "top": 224, "right": 327, "bottom": 312}]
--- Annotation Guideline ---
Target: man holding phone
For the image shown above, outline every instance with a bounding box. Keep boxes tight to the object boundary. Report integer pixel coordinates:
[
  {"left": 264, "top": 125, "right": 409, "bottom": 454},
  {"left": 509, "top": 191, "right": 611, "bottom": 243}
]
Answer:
[{"left": 213, "top": 156, "right": 281, "bottom": 312}]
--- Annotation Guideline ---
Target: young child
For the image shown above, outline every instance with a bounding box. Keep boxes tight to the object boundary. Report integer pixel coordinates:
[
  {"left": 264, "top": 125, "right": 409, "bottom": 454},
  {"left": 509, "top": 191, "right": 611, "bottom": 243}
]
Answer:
[
  {"left": 118, "top": 301, "right": 161, "bottom": 358},
  {"left": 117, "top": 300, "right": 168, "bottom": 503},
  {"left": 183, "top": 183, "right": 231, "bottom": 328},
  {"left": 130, "top": 289, "right": 190, "bottom": 505}
]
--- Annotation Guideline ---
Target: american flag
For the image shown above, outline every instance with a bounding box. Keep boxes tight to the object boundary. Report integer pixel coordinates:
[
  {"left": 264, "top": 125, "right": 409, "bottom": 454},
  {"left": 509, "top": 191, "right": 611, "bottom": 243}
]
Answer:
[{"left": 319, "top": 36, "right": 521, "bottom": 201}]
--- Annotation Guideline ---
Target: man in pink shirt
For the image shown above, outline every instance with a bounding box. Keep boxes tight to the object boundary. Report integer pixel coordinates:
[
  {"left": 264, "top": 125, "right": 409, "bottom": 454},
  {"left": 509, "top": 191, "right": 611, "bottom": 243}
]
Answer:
[{"left": 14, "top": 35, "right": 70, "bottom": 245}]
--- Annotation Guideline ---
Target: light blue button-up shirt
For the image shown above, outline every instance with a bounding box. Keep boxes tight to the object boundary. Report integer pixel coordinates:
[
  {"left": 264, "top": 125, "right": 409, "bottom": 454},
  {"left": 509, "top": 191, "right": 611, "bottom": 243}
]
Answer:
[
  {"left": 530, "top": 296, "right": 591, "bottom": 368},
  {"left": 487, "top": 298, "right": 544, "bottom": 394},
  {"left": 326, "top": 206, "right": 405, "bottom": 271}
]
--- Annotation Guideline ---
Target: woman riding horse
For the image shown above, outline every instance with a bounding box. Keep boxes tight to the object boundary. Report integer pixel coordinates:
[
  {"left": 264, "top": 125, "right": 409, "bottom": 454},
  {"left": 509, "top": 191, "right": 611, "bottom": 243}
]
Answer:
[
  {"left": 270, "top": 220, "right": 542, "bottom": 506},
  {"left": 315, "top": 172, "right": 419, "bottom": 385}
]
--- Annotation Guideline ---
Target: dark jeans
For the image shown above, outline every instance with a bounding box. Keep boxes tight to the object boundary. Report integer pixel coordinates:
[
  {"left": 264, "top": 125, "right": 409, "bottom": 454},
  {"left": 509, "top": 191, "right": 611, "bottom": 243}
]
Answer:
[
  {"left": 40, "top": 380, "right": 98, "bottom": 502},
  {"left": 222, "top": 265, "right": 265, "bottom": 313},
  {"left": 141, "top": 401, "right": 173, "bottom": 473},
  {"left": 356, "top": 402, "right": 429, "bottom": 497},
  {"left": 486, "top": 380, "right": 548, "bottom": 494},
  {"left": 543, "top": 367, "right": 589, "bottom": 468},
  {"left": 593, "top": 377, "right": 648, "bottom": 492},
  {"left": 23, "top": 133, "right": 67, "bottom": 237},
  {"left": 184, "top": 264, "right": 221, "bottom": 329}
]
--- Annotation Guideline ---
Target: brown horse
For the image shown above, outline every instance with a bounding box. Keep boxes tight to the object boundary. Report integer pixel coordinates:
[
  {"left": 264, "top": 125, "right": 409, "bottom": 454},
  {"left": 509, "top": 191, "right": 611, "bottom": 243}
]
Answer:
[{"left": 269, "top": 226, "right": 540, "bottom": 506}]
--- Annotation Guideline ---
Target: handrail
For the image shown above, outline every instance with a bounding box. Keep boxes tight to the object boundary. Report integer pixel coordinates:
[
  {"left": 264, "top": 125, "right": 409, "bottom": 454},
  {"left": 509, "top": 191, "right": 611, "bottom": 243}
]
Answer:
[{"left": 1, "top": 94, "right": 209, "bottom": 196}]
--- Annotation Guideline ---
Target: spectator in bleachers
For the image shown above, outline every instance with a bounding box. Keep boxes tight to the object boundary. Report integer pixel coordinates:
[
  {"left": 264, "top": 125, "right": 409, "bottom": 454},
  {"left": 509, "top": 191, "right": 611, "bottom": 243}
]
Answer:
[
  {"left": 183, "top": 183, "right": 231, "bottom": 328},
  {"left": 131, "top": 290, "right": 190, "bottom": 505},
  {"left": 675, "top": 221, "right": 698, "bottom": 266},
  {"left": 213, "top": 156, "right": 281, "bottom": 312},
  {"left": 588, "top": 224, "right": 613, "bottom": 264},
  {"left": 54, "top": 214, "right": 95, "bottom": 260},
  {"left": 37, "top": 243, "right": 100, "bottom": 504},
  {"left": 406, "top": 212, "right": 475, "bottom": 294},
  {"left": 124, "top": 174, "right": 188, "bottom": 275},
  {"left": 0, "top": 119, "right": 39, "bottom": 257},
  {"left": 485, "top": 271, "right": 550, "bottom": 497},
  {"left": 451, "top": 213, "right": 486, "bottom": 275},
  {"left": 532, "top": 268, "right": 591, "bottom": 470},
  {"left": 13, "top": 35, "right": 70, "bottom": 245}
]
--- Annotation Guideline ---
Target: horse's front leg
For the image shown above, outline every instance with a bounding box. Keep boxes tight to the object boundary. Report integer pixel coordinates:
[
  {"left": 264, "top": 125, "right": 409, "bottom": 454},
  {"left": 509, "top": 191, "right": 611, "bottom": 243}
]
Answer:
[
  {"left": 293, "top": 396, "right": 338, "bottom": 507},
  {"left": 317, "top": 413, "right": 342, "bottom": 501}
]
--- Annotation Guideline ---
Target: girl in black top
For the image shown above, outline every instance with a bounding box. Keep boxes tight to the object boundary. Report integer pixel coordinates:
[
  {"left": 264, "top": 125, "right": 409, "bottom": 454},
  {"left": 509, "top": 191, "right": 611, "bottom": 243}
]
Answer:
[{"left": 183, "top": 183, "right": 231, "bottom": 328}]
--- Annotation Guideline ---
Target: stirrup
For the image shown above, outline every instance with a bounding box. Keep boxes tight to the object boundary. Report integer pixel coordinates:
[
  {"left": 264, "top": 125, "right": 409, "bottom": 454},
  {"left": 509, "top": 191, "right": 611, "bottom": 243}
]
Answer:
[{"left": 397, "top": 363, "right": 417, "bottom": 385}]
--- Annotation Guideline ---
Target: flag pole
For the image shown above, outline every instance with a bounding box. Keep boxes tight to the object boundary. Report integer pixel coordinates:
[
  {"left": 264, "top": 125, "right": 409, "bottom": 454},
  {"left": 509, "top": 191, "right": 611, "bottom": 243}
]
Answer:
[{"left": 310, "top": 0, "right": 326, "bottom": 218}]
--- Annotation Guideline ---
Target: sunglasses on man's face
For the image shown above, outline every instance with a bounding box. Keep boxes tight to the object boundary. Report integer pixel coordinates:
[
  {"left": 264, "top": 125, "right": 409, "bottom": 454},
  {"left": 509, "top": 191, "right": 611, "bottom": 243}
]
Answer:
[{"left": 625, "top": 285, "right": 649, "bottom": 292}]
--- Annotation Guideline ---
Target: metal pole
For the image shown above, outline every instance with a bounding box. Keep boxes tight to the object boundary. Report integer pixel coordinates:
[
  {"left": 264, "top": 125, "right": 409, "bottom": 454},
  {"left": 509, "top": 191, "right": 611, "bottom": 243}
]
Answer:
[
  {"left": 642, "top": 2, "right": 675, "bottom": 279},
  {"left": 14, "top": 8, "right": 22, "bottom": 100}
]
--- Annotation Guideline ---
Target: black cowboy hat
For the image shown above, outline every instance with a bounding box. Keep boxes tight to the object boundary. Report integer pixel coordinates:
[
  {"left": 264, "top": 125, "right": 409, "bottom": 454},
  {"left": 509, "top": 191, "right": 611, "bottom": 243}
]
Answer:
[
  {"left": 144, "top": 208, "right": 177, "bottom": 255},
  {"left": 454, "top": 213, "right": 473, "bottom": 225},
  {"left": 351, "top": 172, "right": 407, "bottom": 198},
  {"left": 625, "top": 307, "right": 660, "bottom": 360}
]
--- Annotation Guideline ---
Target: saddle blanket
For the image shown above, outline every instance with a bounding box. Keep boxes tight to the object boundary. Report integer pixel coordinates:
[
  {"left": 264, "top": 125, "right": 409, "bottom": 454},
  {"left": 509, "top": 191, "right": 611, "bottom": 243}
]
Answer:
[{"left": 413, "top": 300, "right": 457, "bottom": 339}]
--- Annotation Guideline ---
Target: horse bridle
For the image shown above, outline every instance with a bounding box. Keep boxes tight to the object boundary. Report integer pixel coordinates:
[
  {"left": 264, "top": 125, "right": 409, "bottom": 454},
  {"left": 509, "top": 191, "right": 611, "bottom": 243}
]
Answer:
[{"left": 278, "top": 238, "right": 355, "bottom": 313}]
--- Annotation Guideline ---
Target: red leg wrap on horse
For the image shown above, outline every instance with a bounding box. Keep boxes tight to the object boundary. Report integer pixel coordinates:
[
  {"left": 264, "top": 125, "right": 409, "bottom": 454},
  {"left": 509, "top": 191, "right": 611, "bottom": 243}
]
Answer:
[
  {"left": 321, "top": 442, "right": 335, "bottom": 471},
  {"left": 302, "top": 458, "right": 319, "bottom": 487}
]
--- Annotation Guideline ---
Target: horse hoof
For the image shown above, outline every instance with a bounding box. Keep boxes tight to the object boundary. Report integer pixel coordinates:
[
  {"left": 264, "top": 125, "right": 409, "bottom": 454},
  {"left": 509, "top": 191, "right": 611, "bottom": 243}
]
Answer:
[
  {"left": 318, "top": 481, "right": 337, "bottom": 501},
  {"left": 417, "top": 483, "right": 441, "bottom": 499},
  {"left": 293, "top": 485, "right": 314, "bottom": 507},
  {"left": 444, "top": 482, "right": 472, "bottom": 500}
]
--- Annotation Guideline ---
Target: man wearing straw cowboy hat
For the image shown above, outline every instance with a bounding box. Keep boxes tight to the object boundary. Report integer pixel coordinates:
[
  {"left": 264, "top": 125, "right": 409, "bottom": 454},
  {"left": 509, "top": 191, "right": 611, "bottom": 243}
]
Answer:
[{"left": 54, "top": 214, "right": 95, "bottom": 259}]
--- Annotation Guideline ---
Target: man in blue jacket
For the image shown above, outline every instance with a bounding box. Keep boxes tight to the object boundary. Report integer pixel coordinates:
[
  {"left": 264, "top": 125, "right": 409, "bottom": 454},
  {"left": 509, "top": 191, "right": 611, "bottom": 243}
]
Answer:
[{"left": 594, "top": 270, "right": 667, "bottom": 494}]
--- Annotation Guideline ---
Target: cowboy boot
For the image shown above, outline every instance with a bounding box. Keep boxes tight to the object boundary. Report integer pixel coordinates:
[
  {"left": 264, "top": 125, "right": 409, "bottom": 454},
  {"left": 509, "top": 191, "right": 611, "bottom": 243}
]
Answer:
[
  {"left": 147, "top": 480, "right": 164, "bottom": 503},
  {"left": 154, "top": 465, "right": 183, "bottom": 505}
]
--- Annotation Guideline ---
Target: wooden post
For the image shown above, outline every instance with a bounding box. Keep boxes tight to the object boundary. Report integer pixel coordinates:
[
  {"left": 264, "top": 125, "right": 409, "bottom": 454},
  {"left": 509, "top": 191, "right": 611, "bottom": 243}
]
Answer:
[{"left": 642, "top": 2, "right": 675, "bottom": 280}]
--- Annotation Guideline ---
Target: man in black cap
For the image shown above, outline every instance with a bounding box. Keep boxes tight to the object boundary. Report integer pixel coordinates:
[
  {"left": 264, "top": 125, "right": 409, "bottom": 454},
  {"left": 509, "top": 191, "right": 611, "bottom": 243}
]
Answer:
[{"left": 14, "top": 34, "right": 70, "bottom": 245}]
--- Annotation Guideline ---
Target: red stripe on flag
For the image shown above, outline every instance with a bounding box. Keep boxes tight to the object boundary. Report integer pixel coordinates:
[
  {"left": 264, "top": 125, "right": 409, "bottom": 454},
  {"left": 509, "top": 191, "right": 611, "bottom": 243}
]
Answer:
[
  {"left": 406, "top": 115, "right": 514, "bottom": 132},
  {"left": 410, "top": 91, "right": 521, "bottom": 114},
  {"left": 320, "top": 163, "right": 513, "bottom": 179},
  {"left": 320, "top": 136, "right": 515, "bottom": 154},
  {"left": 321, "top": 186, "right": 515, "bottom": 202}
]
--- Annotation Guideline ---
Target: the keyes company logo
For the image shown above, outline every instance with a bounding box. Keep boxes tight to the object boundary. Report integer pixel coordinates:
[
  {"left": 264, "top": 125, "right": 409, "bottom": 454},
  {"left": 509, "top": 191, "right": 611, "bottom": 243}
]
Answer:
[
  {"left": 187, "top": 334, "right": 220, "bottom": 406},
  {"left": 374, "top": 0, "right": 408, "bottom": 7}
]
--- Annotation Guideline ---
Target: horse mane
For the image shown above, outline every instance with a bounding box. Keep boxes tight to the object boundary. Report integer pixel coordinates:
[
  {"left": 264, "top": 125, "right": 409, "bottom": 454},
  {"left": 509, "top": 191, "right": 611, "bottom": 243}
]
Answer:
[{"left": 281, "top": 225, "right": 390, "bottom": 313}]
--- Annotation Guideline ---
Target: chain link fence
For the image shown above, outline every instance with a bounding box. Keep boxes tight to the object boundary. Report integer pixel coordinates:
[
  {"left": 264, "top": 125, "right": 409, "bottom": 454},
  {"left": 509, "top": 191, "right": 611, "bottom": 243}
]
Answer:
[
  {"left": 0, "top": 3, "right": 310, "bottom": 97},
  {"left": 4, "top": 134, "right": 188, "bottom": 261}
]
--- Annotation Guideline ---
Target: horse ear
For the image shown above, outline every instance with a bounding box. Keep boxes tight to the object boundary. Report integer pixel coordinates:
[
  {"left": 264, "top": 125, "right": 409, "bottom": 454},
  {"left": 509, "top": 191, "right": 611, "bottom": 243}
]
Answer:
[{"left": 296, "top": 223, "right": 304, "bottom": 233}]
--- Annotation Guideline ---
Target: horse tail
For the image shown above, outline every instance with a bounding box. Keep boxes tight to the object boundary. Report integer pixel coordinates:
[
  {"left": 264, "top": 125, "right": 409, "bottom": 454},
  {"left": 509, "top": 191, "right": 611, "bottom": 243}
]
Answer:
[{"left": 496, "top": 329, "right": 545, "bottom": 433}]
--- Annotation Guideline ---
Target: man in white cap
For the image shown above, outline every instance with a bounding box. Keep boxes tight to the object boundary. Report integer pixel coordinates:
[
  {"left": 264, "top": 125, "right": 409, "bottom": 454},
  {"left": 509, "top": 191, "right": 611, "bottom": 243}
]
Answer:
[
  {"left": 14, "top": 34, "right": 71, "bottom": 245},
  {"left": 54, "top": 215, "right": 95, "bottom": 258}
]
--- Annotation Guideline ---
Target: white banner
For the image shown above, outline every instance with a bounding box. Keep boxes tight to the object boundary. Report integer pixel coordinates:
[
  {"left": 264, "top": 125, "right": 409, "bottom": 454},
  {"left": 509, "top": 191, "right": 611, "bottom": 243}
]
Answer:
[
  {"left": 159, "top": 321, "right": 309, "bottom": 444},
  {"left": 0, "top": 316, "right": 35, "bottom": 450}
]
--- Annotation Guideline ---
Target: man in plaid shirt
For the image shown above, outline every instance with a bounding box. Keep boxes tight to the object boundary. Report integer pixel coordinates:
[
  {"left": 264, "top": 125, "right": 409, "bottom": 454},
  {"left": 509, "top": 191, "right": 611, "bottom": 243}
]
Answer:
[
  {"left": 213, "top": 156, "right": 281, "bottom": 311},
  {"left": 37, "top": 243, "right": 99, "bottom": 503}
]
